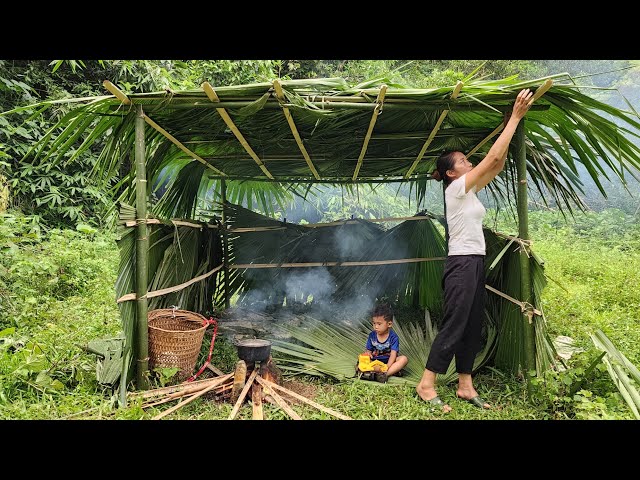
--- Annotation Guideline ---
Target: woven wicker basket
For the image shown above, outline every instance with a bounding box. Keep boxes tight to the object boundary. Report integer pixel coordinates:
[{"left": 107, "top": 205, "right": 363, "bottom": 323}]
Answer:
[{"left": 148, "top": 309, "right": 207, "bottom": 380}]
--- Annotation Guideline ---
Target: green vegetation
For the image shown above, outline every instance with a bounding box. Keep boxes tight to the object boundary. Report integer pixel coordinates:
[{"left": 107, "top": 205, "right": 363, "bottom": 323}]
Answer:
[{"left": 1, "top": 209, "right": 638, "bottom": 419}]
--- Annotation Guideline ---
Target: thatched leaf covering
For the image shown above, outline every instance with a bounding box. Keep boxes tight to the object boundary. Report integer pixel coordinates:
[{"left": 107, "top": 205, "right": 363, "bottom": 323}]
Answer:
[{"left": 6, "top": 75, "right": 640, "bottom": 216}]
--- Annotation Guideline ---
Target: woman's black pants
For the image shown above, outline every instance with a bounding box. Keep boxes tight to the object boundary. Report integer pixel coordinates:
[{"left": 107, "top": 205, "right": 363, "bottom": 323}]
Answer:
[{"left": 425, "top": 255, "right": 486, "bottom": 374}]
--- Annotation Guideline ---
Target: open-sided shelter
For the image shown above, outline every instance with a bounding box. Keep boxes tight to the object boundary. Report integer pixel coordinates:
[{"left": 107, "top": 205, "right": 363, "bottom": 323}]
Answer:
[{"left": 10, "top": 73, "right": 640, "bottom": 400}]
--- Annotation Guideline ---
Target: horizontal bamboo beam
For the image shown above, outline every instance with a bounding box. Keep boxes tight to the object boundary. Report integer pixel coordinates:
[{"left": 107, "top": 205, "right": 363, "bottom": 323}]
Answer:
[
  {"left": 116, "top": 264, "right": 223, "bottom": 303},
  {"left": 406, "top": 81, "right": 463, "bottom": 178},
  {"left": 230, "top": 257, "right": 446, "bottom": 269},
  {"left": 229, "top": 215, "right": 438, "bottom": 232},
  {"left": 123, "top": 212, "right": 439, "bottom": 231},
  {"left": 273, "top": 80, "right": 320, "bottom": 180},
  {"left": 142, "top": 114, "right": 226, "bottom": 176},
  {"left": 109, "top": 100, "right": 549, "bottom": 112},
  {"left": 353, "top": 85, "right": 387, "bottom": 181},
  {"left": 205, "top": 175, "right": 437, "bottom": 184},
  {"left": 202, "top": 82, "right": 274, "bottom": 180}
]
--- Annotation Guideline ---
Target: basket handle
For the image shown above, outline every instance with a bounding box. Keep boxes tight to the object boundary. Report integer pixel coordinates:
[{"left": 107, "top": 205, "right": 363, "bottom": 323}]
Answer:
[{"left": 186, "top": 317, "right": 218, "bottom": 383}]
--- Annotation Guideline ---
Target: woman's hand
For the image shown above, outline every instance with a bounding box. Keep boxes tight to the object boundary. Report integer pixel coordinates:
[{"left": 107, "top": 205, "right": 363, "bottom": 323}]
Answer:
[{"left": 511, "top": 88, "right": 534, "bottom": 120}]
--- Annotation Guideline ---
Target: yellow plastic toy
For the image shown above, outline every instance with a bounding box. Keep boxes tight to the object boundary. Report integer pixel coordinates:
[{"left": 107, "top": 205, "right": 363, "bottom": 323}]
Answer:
[{"left": 357, "top": 354, "right": 388, "bottom": 373}]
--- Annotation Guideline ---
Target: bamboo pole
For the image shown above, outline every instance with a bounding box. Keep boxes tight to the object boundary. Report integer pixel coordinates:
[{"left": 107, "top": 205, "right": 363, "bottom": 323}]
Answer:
[
  {"left": 352, "top": 85, "right": 387, "bottom": 181},
  {"left": 273, "top": 80, "right": 320, "bottom": 180},
  {"left": 205, "top": 175, "right": 437, "bottom": 184},
  {"left": 115, "top": 101, "right": 549, "bottom": 112},
  {"left": 466, "top": 124, "right": 504, "bottom": 158},
  {"left": 467, "top": 80, "right": 553, "bottom": 159},
  {"left": 103, "top": 80, "right": 131, "bottom": 105},
  {"left": 221, "top": 179, "right": 230, "bottom": 309},
  {"left": 515, "top": 121, "right": 536, "bottom": 392},
  {"left": 405, "top": 81, "right": 463, "bottom": 178},
  {"left": 134, "top": 104, "right": 150, "bottom": 390},
  {"left": 202, "top": 82, "right": 274, "bottom": 179},
  {"left": 142, "top": 114, "right": 226, "bottom": 176},
  {"left": 230, "top": 257, "right": 446, "bottom": 269}
]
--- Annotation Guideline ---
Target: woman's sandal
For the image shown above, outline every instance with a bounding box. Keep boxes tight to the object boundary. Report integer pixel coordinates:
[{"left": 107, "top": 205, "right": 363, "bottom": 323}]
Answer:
[
  {"left": 460, "top": 395, "right": 491, "bottom": 409},
  {"left": 425, "top": 395, "right": 451, "bottom": 412}
]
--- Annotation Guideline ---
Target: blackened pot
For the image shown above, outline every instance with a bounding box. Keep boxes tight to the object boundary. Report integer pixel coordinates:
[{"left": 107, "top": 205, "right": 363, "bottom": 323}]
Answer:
[{"left": 235, "top": 338, "right": 272, "bottom": 363}]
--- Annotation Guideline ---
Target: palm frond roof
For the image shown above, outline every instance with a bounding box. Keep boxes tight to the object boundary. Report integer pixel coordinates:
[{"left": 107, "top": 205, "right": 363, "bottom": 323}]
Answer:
[{"left": 8, "top": 74, "right": 640, "bottom": 210}]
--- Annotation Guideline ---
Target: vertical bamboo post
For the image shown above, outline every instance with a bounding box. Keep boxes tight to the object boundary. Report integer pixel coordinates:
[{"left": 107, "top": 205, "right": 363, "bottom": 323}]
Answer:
[
  {"left": 135, "top": 104, "right": 150, "bottom": 389},
  {"left": 221, "top": 179, "right": 230, "bottom": 309},
  {"left": 515, "top": 121, "right": 535, "bottom": 391}
]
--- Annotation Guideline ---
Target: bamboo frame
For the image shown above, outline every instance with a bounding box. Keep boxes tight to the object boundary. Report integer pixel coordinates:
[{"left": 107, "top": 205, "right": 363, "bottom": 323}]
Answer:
[
  {"left": 273, "top": 80, "right": 320, "bottom": 180},
  {"left": 221, "top": 179, "right": 230, "bottom": 309},
  {"left": 115, "top": 257, "right": 444, "bottom": 303},
  {"left": 202, "top": 82, "right": 274, "bottom": 180},
  {"left": 116, "top": 264, "right": 223, "bottom": 303},
  {"left": 466, "top": 124, "right": 505, "bottom": 158},
  {"left": 352, "top": 85, "right": 387, "bottom": 181},
  {"left": 110, "top": 100, "right": 549, "bottom": 113},
  {"left": 205, "top": 175, "right": 436, "bottom": 184},
  {"left": 103, "top": 80, "right": 131, "bottom": 105},
  {"left": 134, "top": 104, "right": 149, "bottom": 390},
  {"left": 405, "top": 81, "right": 463, "bottom": 178},
  {"left": 124, "top": 213, "right": 439, "bottom": 231},
  {"left": 142, "top": 114, "right": 226, "bottom": 176},
  {"left": 467, "top": 79, "right": 554, "bottom": 159},
  {"left": 515, "top": 122, "right": 536, "bottom": 389},
  {"left": 230, "top": 257, "right": 446, "bottom": 269}
]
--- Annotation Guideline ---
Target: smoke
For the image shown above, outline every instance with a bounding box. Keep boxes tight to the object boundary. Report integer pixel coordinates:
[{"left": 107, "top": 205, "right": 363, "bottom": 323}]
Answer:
[{"left": 284, "top": 268, "right": 335, "bottom": 304}]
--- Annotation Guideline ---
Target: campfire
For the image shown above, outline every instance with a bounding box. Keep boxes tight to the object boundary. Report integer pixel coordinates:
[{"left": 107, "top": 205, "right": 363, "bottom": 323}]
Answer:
[{"left": 129, "top": 339, "right": 351, "bottom": 420}]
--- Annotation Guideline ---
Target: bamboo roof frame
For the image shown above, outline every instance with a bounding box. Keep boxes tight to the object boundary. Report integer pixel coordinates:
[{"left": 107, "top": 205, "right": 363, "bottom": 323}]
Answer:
[
  {"left": 93, "top": 77, "right": 581, "bottom": 186},
  {"left": 202, "top": 82, "right": 274, "bottom": 179},
  {"left": 352, "top": 85, "right": 387, "bottom": 181},
  {"left": 103, "top": 80, "right": 226, "bottom": 177},
  {"left": 405, "top": 81, "right": 463, "bottom": 178},
  {"left": 272, "top": 79, "right": 320, "bottom": 179}
]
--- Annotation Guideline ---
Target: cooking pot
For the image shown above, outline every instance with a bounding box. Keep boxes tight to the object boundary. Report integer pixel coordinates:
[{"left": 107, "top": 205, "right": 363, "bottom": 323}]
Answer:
[{"left": 235, "top": 338, "right": 272, "bottom": 363}]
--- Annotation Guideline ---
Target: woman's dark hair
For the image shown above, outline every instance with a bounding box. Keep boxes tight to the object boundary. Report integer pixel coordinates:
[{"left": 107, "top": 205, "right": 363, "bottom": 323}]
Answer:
[
  {"left": 371, "top": 303, "right": 393, "bottom": 322},
  {"left": 431, "top": 151, "right": 459, "bottom": 185}
]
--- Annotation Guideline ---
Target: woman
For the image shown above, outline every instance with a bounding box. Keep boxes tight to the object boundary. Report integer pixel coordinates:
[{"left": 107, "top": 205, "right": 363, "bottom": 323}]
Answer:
[{"left": 416, "top": 88, "right": 534, "bottom": 412}]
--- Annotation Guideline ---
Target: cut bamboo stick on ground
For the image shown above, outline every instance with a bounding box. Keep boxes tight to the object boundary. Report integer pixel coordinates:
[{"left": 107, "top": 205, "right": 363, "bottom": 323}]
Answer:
[
  {"left": 142, "top": 382, "right": 233, "bottom": 409},
  {"left": 254, "top": 375, "right": 301, "bottom": 420},
  {"left": 206, "top": 363, "right": 226, "bottom": 376},
  {"left": 259, "top": 377, "right": 351, "bottom": 420},
  {"left": 152, "top": 373, "right": 234, "bottom": 420},
  {"left": 252, "top": 382, "right": 263, "bottom": 420},
  {"left": 129, "top": 375, "right": 229, "bottom": 400}
]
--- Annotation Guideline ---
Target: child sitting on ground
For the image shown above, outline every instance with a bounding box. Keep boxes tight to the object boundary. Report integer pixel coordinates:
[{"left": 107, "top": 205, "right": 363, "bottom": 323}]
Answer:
[{"left": 360, "top": 303, "right": 408, "bottom": 383}]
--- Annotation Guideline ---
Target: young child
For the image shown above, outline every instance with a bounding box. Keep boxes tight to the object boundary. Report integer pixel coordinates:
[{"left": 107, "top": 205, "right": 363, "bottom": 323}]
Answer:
[{"left": 361, "top": 303, "right": 408, "bottom": 383}]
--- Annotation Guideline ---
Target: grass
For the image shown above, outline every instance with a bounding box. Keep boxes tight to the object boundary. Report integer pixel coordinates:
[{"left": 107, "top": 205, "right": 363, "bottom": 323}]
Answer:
[{"left": 1, "top": 209, "right": 639, "bottom": 420}]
